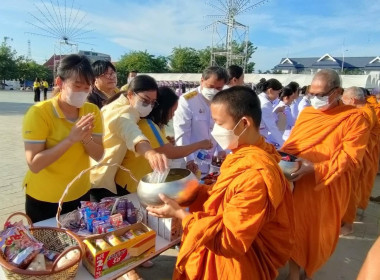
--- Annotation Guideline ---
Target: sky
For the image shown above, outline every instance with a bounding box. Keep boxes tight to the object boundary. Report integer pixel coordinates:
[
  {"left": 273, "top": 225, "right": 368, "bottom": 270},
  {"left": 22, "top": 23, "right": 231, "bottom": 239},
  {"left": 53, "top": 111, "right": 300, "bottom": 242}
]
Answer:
[{"left": 0, "top": 0, "right": 379, "bottom": 72}]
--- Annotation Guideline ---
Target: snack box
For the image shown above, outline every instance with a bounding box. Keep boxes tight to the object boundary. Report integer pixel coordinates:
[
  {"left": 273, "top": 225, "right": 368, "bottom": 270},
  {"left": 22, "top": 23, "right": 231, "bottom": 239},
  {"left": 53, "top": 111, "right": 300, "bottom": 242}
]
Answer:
[
  {"left": 146, "top": 210, "right": 182, "bottom": 242},
  {"left": 82, "top": 222, "right": 156, "bottom": 279}
]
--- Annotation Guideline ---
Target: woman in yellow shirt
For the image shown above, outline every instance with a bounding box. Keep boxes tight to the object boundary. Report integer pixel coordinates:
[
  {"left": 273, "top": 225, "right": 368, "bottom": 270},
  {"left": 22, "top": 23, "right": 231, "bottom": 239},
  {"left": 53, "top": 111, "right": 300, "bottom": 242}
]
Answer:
[
  {"left": 33, "top": 77, "right": 41, "bottom": 102},
  {"left": 23, "top": 54, "right": 104, "bottom": 222},
  {"left": 115, "top": 86, "right": 212, "bottom": 193}
]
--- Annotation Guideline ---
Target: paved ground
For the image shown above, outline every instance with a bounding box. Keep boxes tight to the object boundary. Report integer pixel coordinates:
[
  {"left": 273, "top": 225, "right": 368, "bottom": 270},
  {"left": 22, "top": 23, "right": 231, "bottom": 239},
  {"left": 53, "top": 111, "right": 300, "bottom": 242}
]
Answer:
[{"left": 0, "top": 90, "right": 379, "bottom": 280}]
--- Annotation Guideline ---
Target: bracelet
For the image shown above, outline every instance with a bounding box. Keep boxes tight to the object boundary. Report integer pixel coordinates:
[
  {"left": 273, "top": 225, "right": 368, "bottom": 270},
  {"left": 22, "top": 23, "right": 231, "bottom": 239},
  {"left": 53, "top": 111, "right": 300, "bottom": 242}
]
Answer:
[{"left": 81, "top": 136, "right": 93, "bottom": 145}]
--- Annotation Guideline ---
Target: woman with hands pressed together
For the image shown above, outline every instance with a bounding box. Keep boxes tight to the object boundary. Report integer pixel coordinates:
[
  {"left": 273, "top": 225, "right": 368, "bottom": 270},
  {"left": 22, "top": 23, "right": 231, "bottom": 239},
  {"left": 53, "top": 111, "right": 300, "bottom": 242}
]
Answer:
[{"left": 22, "top": 54, "right": 104, "bottom": 223}]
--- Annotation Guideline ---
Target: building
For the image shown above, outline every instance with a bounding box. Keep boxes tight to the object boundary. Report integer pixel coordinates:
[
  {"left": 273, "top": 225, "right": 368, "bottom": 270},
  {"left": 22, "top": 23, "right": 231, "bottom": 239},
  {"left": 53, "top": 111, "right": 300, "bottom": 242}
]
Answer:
[
  {"left": 274, "top": 53, "right": 380, "bottom": 75},
  {"left": 43, "top": 50, "right": 111, "bottom": 73}
]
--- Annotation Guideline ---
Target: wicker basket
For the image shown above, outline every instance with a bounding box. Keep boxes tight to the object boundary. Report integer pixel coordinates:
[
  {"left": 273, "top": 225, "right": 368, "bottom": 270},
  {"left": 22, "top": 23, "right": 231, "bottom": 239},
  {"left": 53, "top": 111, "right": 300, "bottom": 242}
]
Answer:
[
  {"left": 56, "top": 162, "right": 141, "bottom": 239},
  {"left": 0, "top": 212, "right": 84, "bottom": 280}
]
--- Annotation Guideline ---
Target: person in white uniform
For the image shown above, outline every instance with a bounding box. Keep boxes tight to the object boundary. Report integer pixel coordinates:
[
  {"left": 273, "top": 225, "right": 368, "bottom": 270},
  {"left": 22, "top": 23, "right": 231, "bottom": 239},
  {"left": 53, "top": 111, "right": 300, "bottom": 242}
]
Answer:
[
  {"left": 173, "top": 66, "right": 228, "bottom": 174},
  {"left": 273, "top": 86, "right": 296, "bottom": 141},
  {"left": 288, "top": 81, "right": 300, "bottom": 120},
  {"left": 223, "top": 65, "right": 245, "bottom": 89},
  {"left": 297, "top": 85, "right": 311, "bottom": 116},
  {"left": 256, "top": 78, "right": 284, "bottom": 147}
]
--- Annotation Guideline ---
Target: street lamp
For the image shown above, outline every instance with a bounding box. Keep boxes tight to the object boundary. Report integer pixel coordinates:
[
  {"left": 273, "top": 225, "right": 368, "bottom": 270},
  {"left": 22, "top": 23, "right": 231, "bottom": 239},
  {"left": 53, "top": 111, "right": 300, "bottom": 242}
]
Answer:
[{"left": 341, "top": 49, "right": 348, "bottom": 73}]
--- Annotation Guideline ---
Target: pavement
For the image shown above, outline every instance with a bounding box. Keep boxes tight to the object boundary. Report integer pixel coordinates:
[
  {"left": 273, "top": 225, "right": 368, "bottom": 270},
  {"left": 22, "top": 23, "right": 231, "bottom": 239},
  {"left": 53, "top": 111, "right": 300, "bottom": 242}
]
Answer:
[{"left": 0, "top": 89, "right": 379, "bottom": 280}]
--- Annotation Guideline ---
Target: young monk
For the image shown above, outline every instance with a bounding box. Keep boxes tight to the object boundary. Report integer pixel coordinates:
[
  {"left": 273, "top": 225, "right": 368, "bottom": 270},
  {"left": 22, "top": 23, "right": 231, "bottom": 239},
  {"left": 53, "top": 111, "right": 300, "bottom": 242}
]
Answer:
[
  {"left": 147, "top": 86, "right": 295, "bottom": 280},
  {"left": 281, "top": 69, "right": 371, "bottom": 280},
  {"left": 341, "top": 87, "right": 380, "bottom": 235}
]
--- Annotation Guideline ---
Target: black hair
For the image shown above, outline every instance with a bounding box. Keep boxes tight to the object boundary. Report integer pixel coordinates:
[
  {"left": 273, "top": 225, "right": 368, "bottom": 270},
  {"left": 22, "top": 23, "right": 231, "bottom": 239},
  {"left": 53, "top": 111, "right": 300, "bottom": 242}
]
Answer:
[
  {"left": 300, "top": 85, "right": 308, "bottom": 95},
  {"left": 256, "top": 78, "right": 282, "bottom": 92},
  {"left": 212, "top": 86, "right": 261, "bottom": 128},
  {"left": 105, "top": 74, "right": 158, "bottom": 104},
  {"left": 92, "top": 60, "right": 116, "bottom": 77},
  {"left": 287, "top": 81, "right": 299, "bottom": 93},
  {"left": 279, "top": 86, "right": 294, "bottom": 101},
  {"left": 57, "top": 54, "right": 95, "bottom": 85},
  {"left": 202, "top": 66, "right": 229, "bottom": 83},
  {"left": 227, "top": 65, "right": 244, "bottom": 82},
  {"left": 359, "top": 87, "right": 370, "bottom": 97},
  {"left": 146, "top": 86, "right": 179, "bottom": 127}
]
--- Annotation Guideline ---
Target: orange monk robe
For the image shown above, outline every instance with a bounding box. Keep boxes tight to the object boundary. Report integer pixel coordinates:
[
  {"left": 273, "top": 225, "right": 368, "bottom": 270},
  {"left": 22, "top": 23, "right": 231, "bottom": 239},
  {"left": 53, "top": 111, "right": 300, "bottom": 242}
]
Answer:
[
  {"left": 343, "top": 104, "right": 379, "bottom": 223},
  {"left": 357, "top": 103, "right": 380, "bottom": 210},
  {"left": 174, "top": 137, "right": 295, "bottom": 280},
  {"left": 281, "top": 102, "right": 370, "bottom": 277}
]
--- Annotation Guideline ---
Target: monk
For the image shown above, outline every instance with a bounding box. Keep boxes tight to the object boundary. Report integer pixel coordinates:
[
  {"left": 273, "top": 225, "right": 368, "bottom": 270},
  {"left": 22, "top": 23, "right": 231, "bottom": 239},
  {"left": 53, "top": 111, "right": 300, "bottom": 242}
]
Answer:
[
  {"left": 147, "top": 86, "right": 295, "bottom": 280},
  {"left": 282, "top": 69, "right": 370, "bottom": 280},
  {"left": 340, "top": 87, "right": 380, "bottom": 235}
]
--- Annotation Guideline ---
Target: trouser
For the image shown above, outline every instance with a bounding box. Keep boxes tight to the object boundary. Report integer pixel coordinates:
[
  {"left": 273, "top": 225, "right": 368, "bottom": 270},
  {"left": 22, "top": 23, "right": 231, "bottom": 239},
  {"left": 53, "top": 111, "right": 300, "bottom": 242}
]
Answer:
[
  {"left": 43, "top": 88, "right": 48, "bottom": 100},
  {"left": 90, "top": 183, "right": 130, "bottom": 202},
  {"left": 25, "top": 192, "right": 90, "bottom": 223},
  {"left": 34, "top": 88, "right": 40, "bottom": 102}
]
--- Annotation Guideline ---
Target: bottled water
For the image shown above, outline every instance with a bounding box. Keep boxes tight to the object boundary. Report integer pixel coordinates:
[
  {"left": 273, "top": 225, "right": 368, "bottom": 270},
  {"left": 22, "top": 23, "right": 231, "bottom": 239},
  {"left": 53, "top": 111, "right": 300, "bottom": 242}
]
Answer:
[{"left": 195, "top": 149, "right": 212, "bottom": 174}]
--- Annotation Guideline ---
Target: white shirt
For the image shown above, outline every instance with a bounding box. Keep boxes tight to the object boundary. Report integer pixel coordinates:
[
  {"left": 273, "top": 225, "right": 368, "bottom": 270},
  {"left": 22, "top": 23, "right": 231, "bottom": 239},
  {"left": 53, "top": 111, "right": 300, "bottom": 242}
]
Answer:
[
  {"left": 173, "top": 87, "right": 220, "bottom": 172},
  {"left": 298, "top": 95, "right": 311, "bottom": 116},
  {"left": 258, "top": 92, "right": 285, "bottom": 147},
  {"left": 273, "top": 100, "right": 295, "bottom": 141}
]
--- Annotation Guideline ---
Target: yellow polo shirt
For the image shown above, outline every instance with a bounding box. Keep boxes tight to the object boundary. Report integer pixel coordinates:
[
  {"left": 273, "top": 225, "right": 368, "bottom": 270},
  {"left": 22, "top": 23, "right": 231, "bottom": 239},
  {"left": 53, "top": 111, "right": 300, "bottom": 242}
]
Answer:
[
  {"left": 115, "top": 119, "right": 168, "bottom": 193},
  {"left": 22, "top": 94, "right": 103, "bottom": 203},
  {"left": 90, "top": 94, "right": 149, "bottom": 193}
]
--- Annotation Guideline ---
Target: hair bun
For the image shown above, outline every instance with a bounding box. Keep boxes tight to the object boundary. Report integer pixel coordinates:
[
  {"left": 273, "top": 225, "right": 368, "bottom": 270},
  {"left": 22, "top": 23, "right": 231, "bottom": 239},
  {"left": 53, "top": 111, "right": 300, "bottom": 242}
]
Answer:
[{"left": 259, "top": 78, "right": 266, "bottom": 83}]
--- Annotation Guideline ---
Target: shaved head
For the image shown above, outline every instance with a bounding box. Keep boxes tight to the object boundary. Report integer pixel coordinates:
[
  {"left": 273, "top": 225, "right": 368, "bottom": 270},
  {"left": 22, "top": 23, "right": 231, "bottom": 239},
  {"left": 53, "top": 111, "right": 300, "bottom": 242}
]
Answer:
[
  {"left": 313, "top": 69, "right": 341, "bottom": 89},
  {"left": 343, "top": 87, "right": 365, "bottom": 101}
]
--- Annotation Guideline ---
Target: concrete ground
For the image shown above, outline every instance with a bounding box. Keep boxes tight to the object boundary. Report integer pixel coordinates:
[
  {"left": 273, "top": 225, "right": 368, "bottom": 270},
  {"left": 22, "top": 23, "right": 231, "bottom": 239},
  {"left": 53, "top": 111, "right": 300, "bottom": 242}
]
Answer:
[{"left": 0, "top": 90, "right": 379, "bottom": 280}]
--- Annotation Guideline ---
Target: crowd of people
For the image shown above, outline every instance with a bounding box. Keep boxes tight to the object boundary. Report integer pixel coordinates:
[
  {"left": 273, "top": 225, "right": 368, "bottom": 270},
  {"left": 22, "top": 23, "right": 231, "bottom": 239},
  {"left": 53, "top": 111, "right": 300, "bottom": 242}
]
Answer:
[{"left": 21, "top": 54, "right": 380, "bottom": 279}]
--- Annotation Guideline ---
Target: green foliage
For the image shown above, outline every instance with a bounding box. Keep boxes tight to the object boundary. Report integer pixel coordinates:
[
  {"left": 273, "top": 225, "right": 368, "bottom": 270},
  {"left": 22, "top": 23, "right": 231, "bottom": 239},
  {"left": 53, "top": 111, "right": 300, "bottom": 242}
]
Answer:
[
  {"left": 0, "top": 42, "right": 18, "bottom": 82},
  {"left": 115, "top": 51, "right": 169, "bottom": 85},
  {"left": 169, "top": 47, "right": 202, "bottom": 73},
  {"left": 17, "top": 56, "right": 52, "bottom": 83}
]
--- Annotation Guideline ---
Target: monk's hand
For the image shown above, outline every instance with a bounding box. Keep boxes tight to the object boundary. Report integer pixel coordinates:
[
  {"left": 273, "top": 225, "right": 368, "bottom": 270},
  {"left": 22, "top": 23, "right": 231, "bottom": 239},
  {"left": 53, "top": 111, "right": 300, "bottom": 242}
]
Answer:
[
  {"left": 145, "top": 150, "right": 169, "bottom": 172},
  {"left": 290, "top": 158, "right": 314, "bottom": 181},
  {"left": 146, "top": 194, "right": 189, "bottom": 220}
]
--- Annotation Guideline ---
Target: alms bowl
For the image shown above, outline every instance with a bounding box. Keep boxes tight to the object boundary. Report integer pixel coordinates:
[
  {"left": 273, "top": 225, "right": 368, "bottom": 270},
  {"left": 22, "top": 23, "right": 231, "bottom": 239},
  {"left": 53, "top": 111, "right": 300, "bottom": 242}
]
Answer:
[
  {"left": 278, "top": 152, "right": 300, "bottom": 180},
  {"left": 137, "top": 168, "right": 199, "bottom": 207}
]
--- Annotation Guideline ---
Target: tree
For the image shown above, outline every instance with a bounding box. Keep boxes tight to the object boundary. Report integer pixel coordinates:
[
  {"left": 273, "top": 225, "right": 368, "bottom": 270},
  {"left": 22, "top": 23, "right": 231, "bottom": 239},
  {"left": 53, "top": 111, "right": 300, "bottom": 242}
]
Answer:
[
  {"left": 115, "top": 50, "right": 169, "bottom": 85},
  {"left": 16, "top": 57, "right": 51, "bottom": 85},
  {"left": 0, "top": 42, "right": 18, "bottom": 82},
  {"left": 169, "top": 47, "right": 201, "bottom": 73}
]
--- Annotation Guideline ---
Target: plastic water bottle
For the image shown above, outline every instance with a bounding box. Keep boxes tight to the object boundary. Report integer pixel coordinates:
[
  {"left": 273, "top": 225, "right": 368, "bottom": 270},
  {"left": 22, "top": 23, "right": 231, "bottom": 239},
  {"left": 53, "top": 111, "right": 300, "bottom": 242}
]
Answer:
[{"left": 195, "top": 149, "right": 212, "bottom": 174}]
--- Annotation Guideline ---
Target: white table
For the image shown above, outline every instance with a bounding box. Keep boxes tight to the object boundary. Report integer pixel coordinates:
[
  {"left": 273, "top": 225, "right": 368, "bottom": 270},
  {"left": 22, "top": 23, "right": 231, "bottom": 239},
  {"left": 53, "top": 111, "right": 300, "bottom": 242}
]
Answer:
[{"left": 0, "top": 193, "right": 180, "bottom": 280}]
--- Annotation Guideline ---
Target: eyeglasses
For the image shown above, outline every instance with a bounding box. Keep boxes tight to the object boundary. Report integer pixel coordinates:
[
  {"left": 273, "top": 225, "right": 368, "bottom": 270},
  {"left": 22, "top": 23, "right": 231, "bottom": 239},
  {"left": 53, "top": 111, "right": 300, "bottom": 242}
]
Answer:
[
  {"left": 100, "top": 71, "right": 117, "bottom": 79},
  {"left": 307, "top": 87, "right": 338, "bottom": 98},
  {"left": 134, "top": 92, "right": 159, "bottom": 107}
]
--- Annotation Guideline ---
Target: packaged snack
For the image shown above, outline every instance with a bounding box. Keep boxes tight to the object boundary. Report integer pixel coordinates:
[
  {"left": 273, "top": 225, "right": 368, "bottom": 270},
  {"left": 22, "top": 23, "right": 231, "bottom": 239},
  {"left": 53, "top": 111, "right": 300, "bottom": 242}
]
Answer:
[
  {"left": 56, "top": 248, "right": 80, "bottom": 269},
  {"left": 109, "top": 213, "right": 123, "bottom": 228},
  {"left": 0, "top": 225, "right": 43, "bottom": 268},
  {"left": 26, "top": 253, "right": 46, "bottom": 271},
  {"left": 126, "top": 201, "right": 137, "bottom": 224},
  {"left": 116, "top": 198, "right": 129, "bottom": 219},
  {"left": 95, "top": 239, "right": 111, "bottom": 250},
  {"left": 83, "top": 240, "right": 98, "bottom": 255},
  {"left": 104, "top": 234, "right": 123, "bottom": 246},
  {"left": 121, "top": 230, "right": 135, "bottom": 241},
  {"left": 41, "top": 248, "right": 60, "bottom": 261}
]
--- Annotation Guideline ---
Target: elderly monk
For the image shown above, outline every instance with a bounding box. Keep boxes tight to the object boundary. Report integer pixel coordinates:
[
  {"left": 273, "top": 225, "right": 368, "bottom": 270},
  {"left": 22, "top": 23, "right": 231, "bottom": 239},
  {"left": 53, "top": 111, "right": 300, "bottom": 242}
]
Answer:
[
  {"left": 147, "top": 86, "right": 295, "bottom": 280},
  {"left": 340, "top": 87, "right": 380, "bottom": 235},
  {"left": 282, "top": 70, "right": 370, "bottom": 280}
]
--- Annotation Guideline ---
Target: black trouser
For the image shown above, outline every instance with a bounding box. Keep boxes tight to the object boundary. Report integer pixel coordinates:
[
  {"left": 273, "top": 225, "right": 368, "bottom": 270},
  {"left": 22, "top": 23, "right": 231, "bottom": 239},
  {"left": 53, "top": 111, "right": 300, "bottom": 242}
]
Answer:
[
  {"left": 90, "top": 184, "right": 130, "bottom": 202},
  {"left": 25, "top": 192, "right": 90, "bottom": 223},
  {"left": 43, "top": 88, "right": 48, "bottom": 100},
  {"left": 34, "top": 88, "right": 40, "bottom": 102}
]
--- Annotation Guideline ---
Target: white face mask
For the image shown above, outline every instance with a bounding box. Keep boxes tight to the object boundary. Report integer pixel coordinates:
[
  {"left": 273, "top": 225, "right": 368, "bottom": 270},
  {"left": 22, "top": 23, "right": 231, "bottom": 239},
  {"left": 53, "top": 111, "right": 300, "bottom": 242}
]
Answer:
[
  {"left": 201, "top": 87, "right": 219, "bottom": 101},
  {"left": 134, "top": 98, "right": 153, "bottom": 117},
  {"left": 63, "top": 87, "right": 89, "bottom": 108},
  {"left": 211, "top": 119, "right": 246, "bottom": 150},
  {"left": 310, "top": 95, "right": 330, "bottom": 111}
]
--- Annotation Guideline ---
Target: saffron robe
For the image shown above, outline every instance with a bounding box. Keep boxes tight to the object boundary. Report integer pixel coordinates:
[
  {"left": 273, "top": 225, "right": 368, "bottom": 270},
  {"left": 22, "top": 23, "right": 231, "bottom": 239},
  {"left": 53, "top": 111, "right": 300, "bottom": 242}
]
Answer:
[
  {"left": 343, "top": 104, "right": 380, "bottom": 222},
  {"left": 281, "top": 102, "right": 370, "bottom": 277},
  {"left": 174, "top": 137, "right": 295, "bottom": 280}
]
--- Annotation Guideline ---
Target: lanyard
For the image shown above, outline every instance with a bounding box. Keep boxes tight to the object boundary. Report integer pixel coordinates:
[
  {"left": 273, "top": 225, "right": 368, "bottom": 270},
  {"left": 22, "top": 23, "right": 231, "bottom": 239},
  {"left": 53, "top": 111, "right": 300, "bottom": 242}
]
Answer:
[{"left": 147, "top": 119, "right": 164, "bottom": 146}]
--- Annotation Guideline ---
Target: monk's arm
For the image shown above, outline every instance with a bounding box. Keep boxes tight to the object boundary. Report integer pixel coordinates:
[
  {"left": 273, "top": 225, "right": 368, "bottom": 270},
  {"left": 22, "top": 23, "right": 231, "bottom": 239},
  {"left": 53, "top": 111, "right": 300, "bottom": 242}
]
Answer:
[
  {"left": 203, "top": 171, "right": 268, "bottom": 257},
  {"left": 188, "top": 184, "right": 211, "bottom": 212},
  {"left": 314, "top": 113, "right": 370, "bottom": 189}
]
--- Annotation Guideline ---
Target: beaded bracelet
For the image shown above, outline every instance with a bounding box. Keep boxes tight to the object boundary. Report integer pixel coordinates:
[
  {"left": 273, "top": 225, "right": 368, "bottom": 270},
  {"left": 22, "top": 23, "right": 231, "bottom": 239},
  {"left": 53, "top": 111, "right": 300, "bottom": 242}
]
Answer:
[{"left": 81, "top": 136, "right": 93, "bottom": 145}]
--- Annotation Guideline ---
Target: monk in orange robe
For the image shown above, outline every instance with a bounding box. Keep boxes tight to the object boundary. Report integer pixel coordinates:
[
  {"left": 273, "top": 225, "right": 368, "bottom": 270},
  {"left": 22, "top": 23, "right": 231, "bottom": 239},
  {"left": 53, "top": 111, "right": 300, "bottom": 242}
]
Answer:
[
  {"left": 282, "top": 70, "right": 370, "bottom": 280},
  {"left": 340, "top": 87, "right": 380, "bottom": 235},
  {"left": 147, "top": 86, "right": 295, "bottom": 280}
]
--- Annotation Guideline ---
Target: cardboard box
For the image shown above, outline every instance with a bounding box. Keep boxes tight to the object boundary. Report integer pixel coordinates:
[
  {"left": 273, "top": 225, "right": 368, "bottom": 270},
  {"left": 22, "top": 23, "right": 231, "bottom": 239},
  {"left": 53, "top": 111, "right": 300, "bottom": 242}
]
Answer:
[{"left": 82, "top": 222, "right": 156, "bottom": 279}]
